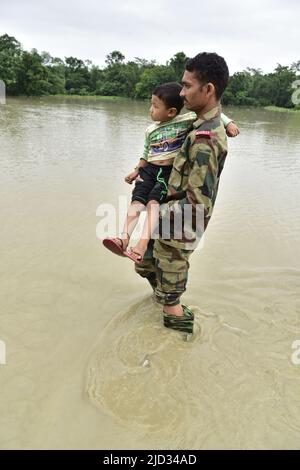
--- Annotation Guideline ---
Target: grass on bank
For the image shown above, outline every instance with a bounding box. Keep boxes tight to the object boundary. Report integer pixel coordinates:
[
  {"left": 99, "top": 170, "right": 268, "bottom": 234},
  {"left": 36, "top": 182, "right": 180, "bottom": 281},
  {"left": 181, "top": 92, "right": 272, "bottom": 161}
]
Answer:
[
  {"left": 264, "top": 105, "right": 300, "bottom": 113},
  {"left": 6, "top": 95, "right": 300, "bottom": 111},
  {"left": 48, "top": 94, "right": 130, "bottom": 101},
  {"left": 6, "top": 94, "right": 131, "bottom": 102}
]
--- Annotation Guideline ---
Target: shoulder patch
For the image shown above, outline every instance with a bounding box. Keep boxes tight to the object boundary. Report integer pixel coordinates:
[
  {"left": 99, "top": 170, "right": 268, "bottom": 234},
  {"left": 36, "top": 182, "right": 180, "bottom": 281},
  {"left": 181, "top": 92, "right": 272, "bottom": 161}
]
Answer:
[{"left": 195, "top": 130, "right": 214, "bottom": 139}]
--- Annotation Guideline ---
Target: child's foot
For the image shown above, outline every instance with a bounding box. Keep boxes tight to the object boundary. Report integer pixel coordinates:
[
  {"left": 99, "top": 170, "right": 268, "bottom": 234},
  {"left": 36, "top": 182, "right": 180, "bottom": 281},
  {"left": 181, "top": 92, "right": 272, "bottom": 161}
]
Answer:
[
  {"left": 124, "top": 241, "right": 148, "bottom": 264},
  {"left": 120, "top": 233, "right": 130, "bottom": 252},
  {"left": 103, "top": 233, "right": 129, "bottom": 257}
]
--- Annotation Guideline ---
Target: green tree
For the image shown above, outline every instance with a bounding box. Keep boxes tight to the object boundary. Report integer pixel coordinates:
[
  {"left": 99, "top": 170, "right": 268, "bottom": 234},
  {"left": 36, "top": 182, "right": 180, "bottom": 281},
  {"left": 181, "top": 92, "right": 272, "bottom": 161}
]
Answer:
[
  {"left": 248, "top": 70, "right": 273, "bottom": 106},
  {"left": 169, "top": 52, "right": 188, "bottom": 82},
  {"left": 1, "top": 32, "right": 299, "bottom": 107},
  {"left": 223, "top": 70, "right": 259, "bottom": 106},
  {"left": 0, "top": 34, "right": 22, "bottom": 94},
  {"left": 135, "top": 65, "right": 177, "bottom": 99},
  {"left": 134, "top": 57, "right": 156, "bottom": 68},
  {"left": 17, "top": 49, "right": 50, "bottom": 95},
  {"left": 90, "top": 65, "right": 104, "bottom": 94},
  {"left": 98, "top": 51, "right": 131, "bottom": 96},
  {"left": 291, "top": 61, "right": 300, "bottom": 73},
  {"left": 121, "top": 61, "right": 142, "bottom": 97},
  {"left": 270, "top": 64, "right": 298, "bottom": 108},
  {"left": 39, "top": 52, "right": 66, "bottom": 94},
  {"left": 65, "top": 56, "right": 91, "bottom": 94},
  {"left": 105, "top": 51, "right": 125, "bottom": 66}
]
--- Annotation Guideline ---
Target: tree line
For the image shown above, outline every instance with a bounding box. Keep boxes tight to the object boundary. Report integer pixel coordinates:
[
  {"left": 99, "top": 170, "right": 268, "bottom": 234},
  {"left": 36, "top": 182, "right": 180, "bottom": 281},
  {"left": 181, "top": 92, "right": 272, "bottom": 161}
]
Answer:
[{"left": 0, "top": 34, "right": 299, "bottom": 108}]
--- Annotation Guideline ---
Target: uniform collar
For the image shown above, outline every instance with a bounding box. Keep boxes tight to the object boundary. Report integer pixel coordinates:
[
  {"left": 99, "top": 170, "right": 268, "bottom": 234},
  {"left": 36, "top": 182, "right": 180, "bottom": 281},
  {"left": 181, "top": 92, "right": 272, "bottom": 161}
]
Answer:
[{"left": 192, "top": 105, "right": 221, "bottom": 129}]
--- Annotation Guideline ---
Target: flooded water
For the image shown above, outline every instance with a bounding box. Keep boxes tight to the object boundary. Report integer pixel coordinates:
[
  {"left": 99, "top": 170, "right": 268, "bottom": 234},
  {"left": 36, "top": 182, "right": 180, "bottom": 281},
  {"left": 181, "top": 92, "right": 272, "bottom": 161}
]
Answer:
[{"left": 0, "top": 97, "right": 300, "bottom": 449}]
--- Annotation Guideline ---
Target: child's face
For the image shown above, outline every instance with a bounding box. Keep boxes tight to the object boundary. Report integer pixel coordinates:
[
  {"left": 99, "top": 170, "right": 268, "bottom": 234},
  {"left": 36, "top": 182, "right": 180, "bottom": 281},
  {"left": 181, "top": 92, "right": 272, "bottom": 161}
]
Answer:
[{"left": 149, "top": 95, "right": 176, "bottom": 122}]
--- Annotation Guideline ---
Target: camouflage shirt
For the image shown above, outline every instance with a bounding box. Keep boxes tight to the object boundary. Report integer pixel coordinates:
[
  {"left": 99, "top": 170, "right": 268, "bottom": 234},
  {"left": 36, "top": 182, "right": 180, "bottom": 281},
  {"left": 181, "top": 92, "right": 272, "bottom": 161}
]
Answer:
[{"left": 159, "top": 105, "right": 228, "bottom": 250}]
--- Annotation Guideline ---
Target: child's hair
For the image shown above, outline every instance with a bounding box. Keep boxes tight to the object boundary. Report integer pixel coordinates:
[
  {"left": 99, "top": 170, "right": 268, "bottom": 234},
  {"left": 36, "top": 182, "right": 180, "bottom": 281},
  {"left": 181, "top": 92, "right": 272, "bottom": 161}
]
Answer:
[
  {"left": 152, "top": 82, "right": 184, "bottom": 115},
  {"left": 185, "top": 52, "right": 229, "bottom": 100}
]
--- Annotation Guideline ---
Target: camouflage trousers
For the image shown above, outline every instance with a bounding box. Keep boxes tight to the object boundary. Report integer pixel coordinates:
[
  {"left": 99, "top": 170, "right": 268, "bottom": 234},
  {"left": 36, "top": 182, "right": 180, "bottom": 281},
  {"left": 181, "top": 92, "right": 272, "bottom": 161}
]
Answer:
[{"left": 134, "top": 239, "right": 194, "bottom": 306}]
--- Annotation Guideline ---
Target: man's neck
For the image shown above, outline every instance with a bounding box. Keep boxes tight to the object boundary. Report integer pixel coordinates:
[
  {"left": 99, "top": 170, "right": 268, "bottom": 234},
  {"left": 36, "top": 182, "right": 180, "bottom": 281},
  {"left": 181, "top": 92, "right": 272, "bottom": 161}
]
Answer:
[{"left": 196, "top": 99, "right": 220, "bottom": 119}]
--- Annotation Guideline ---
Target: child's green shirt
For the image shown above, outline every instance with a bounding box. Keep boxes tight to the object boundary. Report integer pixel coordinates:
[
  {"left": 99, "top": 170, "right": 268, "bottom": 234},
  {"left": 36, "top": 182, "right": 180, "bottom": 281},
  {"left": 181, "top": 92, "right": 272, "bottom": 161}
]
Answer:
[{"left": 142, "top": 111, "right": 232, "bottom": 163}]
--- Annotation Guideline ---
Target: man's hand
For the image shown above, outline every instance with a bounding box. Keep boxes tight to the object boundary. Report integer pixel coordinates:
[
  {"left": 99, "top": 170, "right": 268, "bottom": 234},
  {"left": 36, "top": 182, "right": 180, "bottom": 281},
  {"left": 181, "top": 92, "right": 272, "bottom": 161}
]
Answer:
[
  {"left": 226, "top": 121, "right": 240, "bottom": 137},
  {"left": 125, "top": 170, "right": 139, "bottom": 184}
]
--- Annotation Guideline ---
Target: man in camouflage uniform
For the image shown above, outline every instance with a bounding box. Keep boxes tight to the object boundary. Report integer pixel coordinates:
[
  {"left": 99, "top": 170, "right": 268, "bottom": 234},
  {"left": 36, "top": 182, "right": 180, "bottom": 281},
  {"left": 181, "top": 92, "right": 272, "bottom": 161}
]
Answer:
[{"left": 135, "top": 52, "right": 229, "bottom": 335}]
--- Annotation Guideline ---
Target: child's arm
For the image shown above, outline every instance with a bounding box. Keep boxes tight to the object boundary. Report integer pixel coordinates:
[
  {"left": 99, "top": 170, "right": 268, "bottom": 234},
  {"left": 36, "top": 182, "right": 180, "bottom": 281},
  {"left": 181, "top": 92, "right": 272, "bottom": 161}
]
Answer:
[
  {"left": 221, "top": 113, "right": 240, "bottom": 137},
  {"left": 125, "top": 158, "right": 147, "bottom": 184},
  {"left": 125, "top": 132, "right": 150, "bottom": 184}
]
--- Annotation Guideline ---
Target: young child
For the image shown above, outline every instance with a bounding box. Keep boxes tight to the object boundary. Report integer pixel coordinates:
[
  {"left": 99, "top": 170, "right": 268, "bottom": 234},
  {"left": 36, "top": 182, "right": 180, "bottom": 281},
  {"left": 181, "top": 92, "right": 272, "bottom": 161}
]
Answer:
[{"left": 103, "top": 82, "right": 239, "bottom": 263}]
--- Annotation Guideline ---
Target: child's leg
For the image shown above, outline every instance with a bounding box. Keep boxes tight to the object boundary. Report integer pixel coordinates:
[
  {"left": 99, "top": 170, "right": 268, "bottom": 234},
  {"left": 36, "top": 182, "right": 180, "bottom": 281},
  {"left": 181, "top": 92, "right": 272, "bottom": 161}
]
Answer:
[
  {"left": 127, "top": 165, "right": 172, "bottom": 262},
  {"left": 129, "top": 199, "right": 160, "bottom": 260},
  {"left": 121, "top": 164, "right": 158, "bottom": 250},
  {"left": 103, "top": 165, "right": 152, "bottom": 257},
  {"left": 103, "top": 200, "right": 145, "bottom": 256},
  {"left": 121, "top": 200, "right": 146, "bottom": 250}
]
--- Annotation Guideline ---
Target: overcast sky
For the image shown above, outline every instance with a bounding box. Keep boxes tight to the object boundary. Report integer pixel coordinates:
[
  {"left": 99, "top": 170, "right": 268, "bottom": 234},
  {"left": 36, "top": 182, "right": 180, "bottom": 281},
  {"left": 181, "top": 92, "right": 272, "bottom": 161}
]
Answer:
[{"left": 1, "top": 0, "right": 299, "bottom": 73}]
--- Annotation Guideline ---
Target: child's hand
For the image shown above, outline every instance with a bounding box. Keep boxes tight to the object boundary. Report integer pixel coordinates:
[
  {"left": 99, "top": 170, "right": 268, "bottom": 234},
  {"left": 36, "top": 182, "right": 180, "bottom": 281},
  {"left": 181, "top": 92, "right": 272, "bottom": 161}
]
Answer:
[
  {"left": 226, "top": 121, "right": 240, "bottom": 137},
  {"left": 125, "top": 170, "right": 139, "bottom": 184}
]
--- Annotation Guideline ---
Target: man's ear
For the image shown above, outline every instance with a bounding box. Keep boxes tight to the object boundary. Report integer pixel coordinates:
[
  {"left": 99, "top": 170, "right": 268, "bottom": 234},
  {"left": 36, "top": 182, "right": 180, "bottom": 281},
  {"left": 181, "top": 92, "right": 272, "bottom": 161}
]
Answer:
[
  {"left": 167, "top": 107, "right": 177, "bottom": 118},
  {"left": 206, "top": 82, "right": 216, "bottom": 98}
]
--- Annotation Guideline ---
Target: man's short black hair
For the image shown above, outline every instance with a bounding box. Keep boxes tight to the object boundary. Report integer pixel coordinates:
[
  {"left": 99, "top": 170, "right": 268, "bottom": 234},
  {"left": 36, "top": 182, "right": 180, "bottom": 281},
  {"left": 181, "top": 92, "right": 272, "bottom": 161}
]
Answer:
[
  {"left": 153, "top": 82, "right": 184, "bottom": 115},
  {"left": 185, "top": 53, "right": 229, "bottom": 100}
]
